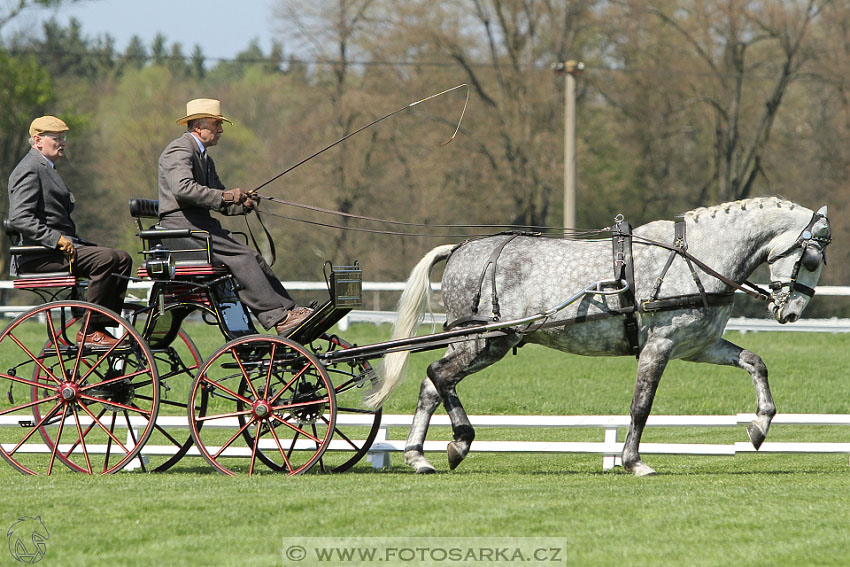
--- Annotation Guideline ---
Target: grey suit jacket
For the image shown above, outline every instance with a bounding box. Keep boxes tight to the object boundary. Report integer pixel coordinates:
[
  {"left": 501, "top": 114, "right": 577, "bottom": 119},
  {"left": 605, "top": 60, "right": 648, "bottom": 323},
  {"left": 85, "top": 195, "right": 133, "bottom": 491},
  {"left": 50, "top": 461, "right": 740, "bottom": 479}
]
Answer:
[
  {"left": 157, "top": 132, "right": 244, "bottom": 221},
  {"left": 7, "top": 148, "right": 80, "bottom": 272}
]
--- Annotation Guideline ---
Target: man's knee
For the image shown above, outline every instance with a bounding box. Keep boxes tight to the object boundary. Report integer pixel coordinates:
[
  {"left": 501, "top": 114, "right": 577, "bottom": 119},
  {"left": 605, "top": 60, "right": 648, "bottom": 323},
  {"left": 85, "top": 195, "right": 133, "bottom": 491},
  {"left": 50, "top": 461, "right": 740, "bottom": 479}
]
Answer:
[{"left": 115, "top": 249, "right": 133, "bottom": 274}]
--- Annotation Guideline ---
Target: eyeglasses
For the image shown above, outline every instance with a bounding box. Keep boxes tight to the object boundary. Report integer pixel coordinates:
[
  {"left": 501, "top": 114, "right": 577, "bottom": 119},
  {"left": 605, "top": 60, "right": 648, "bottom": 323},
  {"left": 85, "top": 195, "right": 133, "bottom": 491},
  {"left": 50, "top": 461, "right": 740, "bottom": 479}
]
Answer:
[{"left": 42, "top": 133, "right": 67, "bottom": 142}]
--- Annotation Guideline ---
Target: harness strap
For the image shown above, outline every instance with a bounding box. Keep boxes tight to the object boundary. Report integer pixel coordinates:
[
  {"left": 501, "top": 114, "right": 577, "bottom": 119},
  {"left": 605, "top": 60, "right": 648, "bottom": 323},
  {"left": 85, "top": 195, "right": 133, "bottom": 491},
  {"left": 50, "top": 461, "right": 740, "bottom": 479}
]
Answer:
[
  {"left": 470, "top": 234, "right": 521, "bottom": 320},
  {"left": 612, "top": 219, "right": 640, "bottom": 358},
  {"left": 650, "top": 220, "right": 685, "bottom": 301},
  {"left": 445, "top": 315, "right": 500, "bottom": 331},
  {"left": 641, "top": 292, "right": 734, "bottom": 312},
  {"left": 633, "top": 234, "right": 771, "bottom": 301}
]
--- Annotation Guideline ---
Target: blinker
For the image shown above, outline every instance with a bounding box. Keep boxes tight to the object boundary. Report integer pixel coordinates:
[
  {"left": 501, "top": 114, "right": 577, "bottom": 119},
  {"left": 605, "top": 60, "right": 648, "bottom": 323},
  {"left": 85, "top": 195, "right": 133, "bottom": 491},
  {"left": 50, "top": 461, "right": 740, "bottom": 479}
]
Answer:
[{"left": 801, "top": 245, "right": 822, "bottom": 272}]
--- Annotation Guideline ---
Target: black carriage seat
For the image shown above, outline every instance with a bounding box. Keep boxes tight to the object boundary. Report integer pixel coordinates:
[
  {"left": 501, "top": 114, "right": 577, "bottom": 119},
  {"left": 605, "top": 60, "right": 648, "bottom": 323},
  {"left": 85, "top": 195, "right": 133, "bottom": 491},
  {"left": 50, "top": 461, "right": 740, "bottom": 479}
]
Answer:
[
  {"left": 129, "top": 198, "right": 229, "bottom": 280},
  {"left": 3, "top": 218, "right": 86, "bottom": 291},
  {"left": 129, "top": 198, "right": 257, "bottom": 339}
]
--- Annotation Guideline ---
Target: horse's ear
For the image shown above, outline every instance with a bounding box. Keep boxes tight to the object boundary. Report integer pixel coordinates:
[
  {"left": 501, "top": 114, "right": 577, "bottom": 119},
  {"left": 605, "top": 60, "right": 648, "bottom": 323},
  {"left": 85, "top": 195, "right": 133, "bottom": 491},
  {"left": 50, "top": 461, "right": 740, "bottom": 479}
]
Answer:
[
  {"left": 812, "top": 211, "right": 830, "bottom": 239},
  {"left": 817, "top": 205, "right": 828, "bottom": 218}
]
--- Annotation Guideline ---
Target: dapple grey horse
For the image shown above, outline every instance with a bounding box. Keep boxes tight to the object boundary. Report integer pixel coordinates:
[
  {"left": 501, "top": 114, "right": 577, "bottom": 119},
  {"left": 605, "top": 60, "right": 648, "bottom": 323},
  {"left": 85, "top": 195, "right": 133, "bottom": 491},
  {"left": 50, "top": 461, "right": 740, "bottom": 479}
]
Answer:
[{"left": 365, "top": 197, "right": 831, "bottom": 476}]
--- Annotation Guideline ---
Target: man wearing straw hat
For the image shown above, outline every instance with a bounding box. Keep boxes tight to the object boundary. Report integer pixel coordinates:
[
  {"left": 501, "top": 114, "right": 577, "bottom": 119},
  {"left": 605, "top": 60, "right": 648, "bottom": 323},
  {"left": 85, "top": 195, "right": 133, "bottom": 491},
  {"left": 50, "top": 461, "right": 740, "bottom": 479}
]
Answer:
[
  {"left": 7, "top": 116, "right": 133, "bottom": 347},
  {"left": 158, "top": 98, "right": 311, "bottom": 336}
]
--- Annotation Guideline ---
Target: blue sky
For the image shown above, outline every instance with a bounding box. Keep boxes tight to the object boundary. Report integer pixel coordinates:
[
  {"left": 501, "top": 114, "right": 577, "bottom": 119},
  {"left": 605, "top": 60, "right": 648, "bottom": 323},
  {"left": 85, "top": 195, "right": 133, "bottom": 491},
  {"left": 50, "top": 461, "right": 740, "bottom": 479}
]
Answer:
[{"left": 6, "top": 0, "right": 280, "bottom": 60}]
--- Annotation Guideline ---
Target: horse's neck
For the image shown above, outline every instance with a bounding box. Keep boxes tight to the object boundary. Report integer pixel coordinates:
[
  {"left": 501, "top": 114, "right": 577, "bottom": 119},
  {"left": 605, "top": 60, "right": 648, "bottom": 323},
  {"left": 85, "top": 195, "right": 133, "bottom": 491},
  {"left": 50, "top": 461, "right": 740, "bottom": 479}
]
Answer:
[{"left": 682, "top": 207, "right": 808, "bottom": 281}]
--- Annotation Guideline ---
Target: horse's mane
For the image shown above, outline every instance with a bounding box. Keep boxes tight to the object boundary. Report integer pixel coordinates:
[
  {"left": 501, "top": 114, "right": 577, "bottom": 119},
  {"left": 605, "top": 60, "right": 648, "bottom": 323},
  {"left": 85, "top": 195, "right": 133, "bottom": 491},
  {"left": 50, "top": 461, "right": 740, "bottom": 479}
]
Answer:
[{"left": 682, "top": 196, "right": 797, "bottom": 220}]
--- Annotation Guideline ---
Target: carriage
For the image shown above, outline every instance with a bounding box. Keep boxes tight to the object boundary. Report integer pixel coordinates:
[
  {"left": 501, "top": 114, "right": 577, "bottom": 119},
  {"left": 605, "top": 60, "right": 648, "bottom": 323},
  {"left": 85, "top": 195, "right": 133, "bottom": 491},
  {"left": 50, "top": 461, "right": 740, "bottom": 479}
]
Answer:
[{"left": 0, "top": 196, "right": 832, "bottom": 476}]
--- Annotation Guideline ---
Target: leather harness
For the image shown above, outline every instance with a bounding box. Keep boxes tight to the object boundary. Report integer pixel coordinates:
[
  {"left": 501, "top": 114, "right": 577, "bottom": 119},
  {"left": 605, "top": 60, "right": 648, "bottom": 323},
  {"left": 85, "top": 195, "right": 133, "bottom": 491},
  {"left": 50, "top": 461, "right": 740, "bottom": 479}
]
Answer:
[{"left": 445, "top": 221, "right": 743, "bottom": 358}]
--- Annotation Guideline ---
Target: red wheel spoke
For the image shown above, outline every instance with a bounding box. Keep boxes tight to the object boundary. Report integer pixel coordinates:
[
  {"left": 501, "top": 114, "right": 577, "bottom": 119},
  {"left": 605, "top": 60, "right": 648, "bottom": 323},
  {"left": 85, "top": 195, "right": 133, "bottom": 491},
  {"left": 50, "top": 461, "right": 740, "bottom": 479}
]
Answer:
[
  {"left": 71, "top": 311, "right": 94, "bottom": 380},
  {"left": 267, "top": 362, "right": 312, "bottom": 405},
  {"left": 273, "top": 397, "right": 331, "bottom": 412},
  {"left": 194, "top": 408, "right": 252, "bottom": 423},
  {"left": 77, "top": 403, "right": 130, "bottom": 455},
  {"left": 44, "top": 310, "right": 69, "bottom": 383},
  {"left": 7, "top": 334, "right": 63, "bottom": 386},
  {"left": 231, "top": 347, "right": 260, "bottom": 400},
  {"left": 79, "top": 367, "right": 153, "bottom": 393},
  {"left": 212, "top": 418, "right": 255, "bottom": 459},
  {"left": 76, "top": 394, "right": 153, "bottom": 417},
  {"left": 263, "top": 343, "right": 276, "bottom": 400},
  {"left": 198, "top": 374, "right": 253, "bottom": 405},
  {"left": 8, "top": 402, "right": 63, "bottom": 456},
  {"left": 0, "top": 390, "right": 60, "bottom": 417},
  {"left": 0, "top": 372, "right": 60, "bottom": 393},
  {"left": 59, "top": 407, "right": 106, "bottom": 459},
  {"left": 248, "top": 420, "right": 263, "bottom": 476},
  {"left": 267, "top": 419, "right": 294, "bottom": 472},
  {"left": 71, "top": 405, "right": 94, "bottom": 474},
  {"left": 47, "top": 405, "right": 71, "bottom": 475},
  {"left": 102, "top": 413, "right": 118, "bottom": 474}
]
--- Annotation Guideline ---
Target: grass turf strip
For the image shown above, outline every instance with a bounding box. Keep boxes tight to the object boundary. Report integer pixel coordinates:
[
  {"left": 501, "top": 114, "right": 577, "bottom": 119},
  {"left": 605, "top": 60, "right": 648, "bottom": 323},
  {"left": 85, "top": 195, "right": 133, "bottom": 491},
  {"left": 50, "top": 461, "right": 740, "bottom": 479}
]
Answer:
[{"left": 1, "top": 324, "right": 849, "bottom": 566}]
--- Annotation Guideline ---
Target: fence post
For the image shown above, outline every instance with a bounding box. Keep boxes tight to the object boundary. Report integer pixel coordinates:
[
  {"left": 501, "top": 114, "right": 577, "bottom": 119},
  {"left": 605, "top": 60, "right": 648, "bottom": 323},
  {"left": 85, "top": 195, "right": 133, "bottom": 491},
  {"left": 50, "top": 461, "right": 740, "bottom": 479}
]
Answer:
[{"left": 603, "top": 428, "right": 619, "bottom": 470}]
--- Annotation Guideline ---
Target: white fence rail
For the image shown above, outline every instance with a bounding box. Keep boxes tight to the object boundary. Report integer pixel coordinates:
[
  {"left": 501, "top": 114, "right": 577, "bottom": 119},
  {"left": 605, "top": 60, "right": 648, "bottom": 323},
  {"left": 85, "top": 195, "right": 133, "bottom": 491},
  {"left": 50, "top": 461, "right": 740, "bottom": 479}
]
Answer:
[
  {"left": 2, "top": 281, "right": 850, "bottom": 332},
  {"left": 2, "top": 413, "right": 848, "bottom": 472}
]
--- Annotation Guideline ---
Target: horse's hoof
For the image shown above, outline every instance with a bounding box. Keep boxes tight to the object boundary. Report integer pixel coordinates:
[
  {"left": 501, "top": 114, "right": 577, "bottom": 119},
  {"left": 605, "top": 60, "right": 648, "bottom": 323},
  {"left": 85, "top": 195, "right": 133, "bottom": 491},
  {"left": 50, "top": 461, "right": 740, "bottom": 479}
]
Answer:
[
  {"left": 629, "top": 462, "right": 657, "bottom": 477},
  {"left": 405, "top": 451, "right": 436, "bottom": 474},
  {"left": 447, "top": 441, "right": 467, "bottom": 470},
  {"left": 747, "top": 423, "right": 766, "bottom": 450}
]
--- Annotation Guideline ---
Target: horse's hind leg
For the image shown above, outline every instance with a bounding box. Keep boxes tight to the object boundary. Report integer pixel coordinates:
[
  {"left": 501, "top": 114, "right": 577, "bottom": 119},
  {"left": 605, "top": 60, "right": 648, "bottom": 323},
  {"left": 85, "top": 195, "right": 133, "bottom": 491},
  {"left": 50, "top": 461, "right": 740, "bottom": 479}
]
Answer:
[
  {"left": 404, "top": 376, "right": 441, "bottom": 474},
  {"left": 687, "top": 338, "right": 775, "bottom": 449},
  {"left": 405, "top": 337, "right": 517, "bottom": 473}
]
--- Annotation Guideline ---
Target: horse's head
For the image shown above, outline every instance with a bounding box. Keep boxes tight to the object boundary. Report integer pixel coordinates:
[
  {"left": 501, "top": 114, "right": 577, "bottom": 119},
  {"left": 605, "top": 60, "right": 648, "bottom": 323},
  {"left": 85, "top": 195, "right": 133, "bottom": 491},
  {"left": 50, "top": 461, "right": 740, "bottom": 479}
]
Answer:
[{"left": 766, "top": 206, "right": 831, "bottom": 323}]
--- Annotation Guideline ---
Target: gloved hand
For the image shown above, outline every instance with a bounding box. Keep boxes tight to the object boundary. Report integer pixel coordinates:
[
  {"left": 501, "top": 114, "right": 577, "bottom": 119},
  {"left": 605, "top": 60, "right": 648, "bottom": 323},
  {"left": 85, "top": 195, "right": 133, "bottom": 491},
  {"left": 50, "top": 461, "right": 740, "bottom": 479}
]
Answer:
[
  {"left": 221, "top": 187, "right": 250, "bottom": 206},
  {"left": 57, "top": 235, "right": 76, "bottom": 261}
]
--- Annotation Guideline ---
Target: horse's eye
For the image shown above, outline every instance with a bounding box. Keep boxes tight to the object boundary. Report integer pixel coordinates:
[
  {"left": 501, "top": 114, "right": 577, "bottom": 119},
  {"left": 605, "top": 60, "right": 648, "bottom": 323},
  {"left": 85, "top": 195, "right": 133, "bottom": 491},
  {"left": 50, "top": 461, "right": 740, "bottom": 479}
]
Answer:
[{"left": 801, "top": 247, "right": 822, "bottom": 271}]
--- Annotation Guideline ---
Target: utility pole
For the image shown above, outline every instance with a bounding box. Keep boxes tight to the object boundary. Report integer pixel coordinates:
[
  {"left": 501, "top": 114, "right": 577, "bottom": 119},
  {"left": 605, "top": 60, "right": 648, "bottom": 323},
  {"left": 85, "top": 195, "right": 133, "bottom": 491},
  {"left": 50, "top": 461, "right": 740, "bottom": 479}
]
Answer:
[{"left": 552, "top": 60, "right": 584, "bottom": 230}]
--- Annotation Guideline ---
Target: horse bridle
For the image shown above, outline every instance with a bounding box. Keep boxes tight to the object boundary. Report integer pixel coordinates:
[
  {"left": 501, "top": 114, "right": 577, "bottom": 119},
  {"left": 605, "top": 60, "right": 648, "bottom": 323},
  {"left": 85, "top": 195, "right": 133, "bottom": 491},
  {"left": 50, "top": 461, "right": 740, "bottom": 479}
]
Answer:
[{"left": 766, "top": 209, "right": 831, "bottom": 306}]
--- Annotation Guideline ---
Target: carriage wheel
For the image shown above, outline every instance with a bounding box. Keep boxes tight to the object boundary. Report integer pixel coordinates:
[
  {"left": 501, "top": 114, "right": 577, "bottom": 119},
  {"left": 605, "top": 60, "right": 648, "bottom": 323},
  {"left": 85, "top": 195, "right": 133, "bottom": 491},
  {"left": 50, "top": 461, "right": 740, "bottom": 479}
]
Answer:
[
  {"left": 188, "top": 335, "right": 336, "bottom": 476},
  {"left": 1, "top": 301, "right": 159, "bottom": 475},
  {"left": 31, "top": 305, "right": 204, "bottom": 473},
  {"left": 236, "top": 334, "right": 382, "bottom": 473}
]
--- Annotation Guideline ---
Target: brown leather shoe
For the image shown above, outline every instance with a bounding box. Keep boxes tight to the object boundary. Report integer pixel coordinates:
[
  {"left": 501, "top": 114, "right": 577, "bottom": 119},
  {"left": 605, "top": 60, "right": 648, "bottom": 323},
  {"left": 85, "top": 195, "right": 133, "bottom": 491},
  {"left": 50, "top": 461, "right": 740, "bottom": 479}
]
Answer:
[
  {"left": 275, "top": 307, "right": 313, "bottom": 336},
  {"left": 76, "top": 330, "right": 119, "bottom": 348}
]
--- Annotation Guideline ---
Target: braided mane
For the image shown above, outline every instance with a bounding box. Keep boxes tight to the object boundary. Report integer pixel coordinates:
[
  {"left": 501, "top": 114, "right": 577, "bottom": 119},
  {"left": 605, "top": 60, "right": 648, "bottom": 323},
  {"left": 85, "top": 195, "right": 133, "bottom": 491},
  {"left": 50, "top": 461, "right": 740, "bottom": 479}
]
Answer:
[{"left": 683, "top": 197, "right": 796, "bottom": 220}]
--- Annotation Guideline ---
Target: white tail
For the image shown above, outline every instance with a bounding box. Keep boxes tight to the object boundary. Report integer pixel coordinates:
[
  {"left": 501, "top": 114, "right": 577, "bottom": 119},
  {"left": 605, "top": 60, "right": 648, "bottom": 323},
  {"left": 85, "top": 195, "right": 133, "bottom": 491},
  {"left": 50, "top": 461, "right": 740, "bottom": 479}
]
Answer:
[{"left": 363, "top": 244, "right": 455, "bottom": 408}]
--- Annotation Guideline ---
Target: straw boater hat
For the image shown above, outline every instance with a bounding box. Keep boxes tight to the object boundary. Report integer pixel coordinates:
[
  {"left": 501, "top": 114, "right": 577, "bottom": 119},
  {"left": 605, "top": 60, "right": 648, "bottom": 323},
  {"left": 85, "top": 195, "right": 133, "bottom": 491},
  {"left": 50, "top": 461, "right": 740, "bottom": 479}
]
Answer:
[
  {"left": 29, "top": 116, "right": 69, "bottom": 137},
  {"left": 176, "top": 98, "right": 232, "bottom": 125}
]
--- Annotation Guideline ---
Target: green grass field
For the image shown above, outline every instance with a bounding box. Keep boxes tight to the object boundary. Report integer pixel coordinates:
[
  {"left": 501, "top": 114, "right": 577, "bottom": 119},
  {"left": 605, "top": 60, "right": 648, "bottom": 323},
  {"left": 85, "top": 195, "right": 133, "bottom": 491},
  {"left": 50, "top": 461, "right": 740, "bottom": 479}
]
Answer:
[{"left": 1, "top": 323, "right": 850, "bottom": 566}]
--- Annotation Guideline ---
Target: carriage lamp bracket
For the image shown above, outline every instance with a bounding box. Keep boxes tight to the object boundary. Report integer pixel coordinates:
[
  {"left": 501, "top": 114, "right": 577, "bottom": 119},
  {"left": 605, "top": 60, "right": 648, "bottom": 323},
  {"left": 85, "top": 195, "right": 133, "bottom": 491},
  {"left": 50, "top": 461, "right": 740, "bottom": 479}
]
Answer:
[{"left": 144, "top": 244, "right": 175, "bottom": 281}]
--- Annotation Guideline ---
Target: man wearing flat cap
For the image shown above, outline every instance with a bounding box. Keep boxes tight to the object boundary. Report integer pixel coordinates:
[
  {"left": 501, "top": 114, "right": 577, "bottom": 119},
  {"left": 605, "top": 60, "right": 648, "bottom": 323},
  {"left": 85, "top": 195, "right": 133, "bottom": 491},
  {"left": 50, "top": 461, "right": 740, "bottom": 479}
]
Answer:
[
  {"left": 7, "top": 116, "right": 133, "bottom": 347},
  {"left": 158, "top": 98, "right": 311, "bottom": 335}
]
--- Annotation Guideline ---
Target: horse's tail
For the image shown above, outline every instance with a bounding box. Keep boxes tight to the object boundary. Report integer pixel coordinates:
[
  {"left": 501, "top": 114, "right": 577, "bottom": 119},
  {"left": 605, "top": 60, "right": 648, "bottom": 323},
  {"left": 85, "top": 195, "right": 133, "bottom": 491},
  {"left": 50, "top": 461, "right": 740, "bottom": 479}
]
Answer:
[{"left": 364, "top": 244, "right": 455, "bottom": 409}]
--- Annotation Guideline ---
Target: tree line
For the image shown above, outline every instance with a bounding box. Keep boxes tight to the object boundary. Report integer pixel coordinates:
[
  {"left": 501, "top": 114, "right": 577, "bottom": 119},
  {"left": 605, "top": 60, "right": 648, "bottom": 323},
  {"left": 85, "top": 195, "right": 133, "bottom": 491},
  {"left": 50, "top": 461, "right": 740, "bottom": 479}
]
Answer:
[{"left": 1, "top": 0, "right": 847, "bottom": 303}]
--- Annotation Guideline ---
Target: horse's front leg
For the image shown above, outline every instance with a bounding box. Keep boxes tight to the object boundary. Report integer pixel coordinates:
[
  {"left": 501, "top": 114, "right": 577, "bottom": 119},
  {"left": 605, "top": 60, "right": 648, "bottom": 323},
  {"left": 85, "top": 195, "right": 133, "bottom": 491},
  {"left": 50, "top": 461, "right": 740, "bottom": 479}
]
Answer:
[
  {"left": 404, "top": 376, "right": 441, "bottom": 474},
  {"left": 623, "top": 339, "right": 673, "bottom": 477},
  {"left": 687, "top": 338, "right": 775, "bottom": 449}
]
